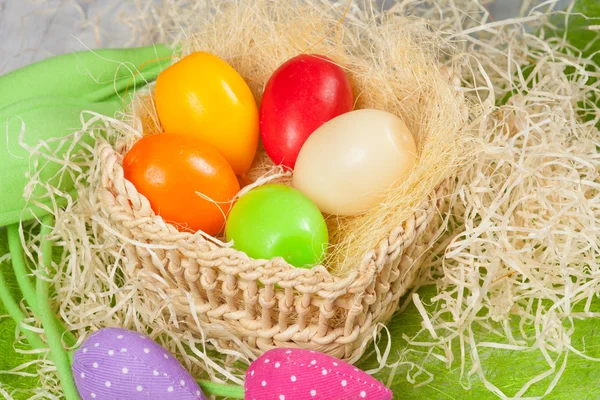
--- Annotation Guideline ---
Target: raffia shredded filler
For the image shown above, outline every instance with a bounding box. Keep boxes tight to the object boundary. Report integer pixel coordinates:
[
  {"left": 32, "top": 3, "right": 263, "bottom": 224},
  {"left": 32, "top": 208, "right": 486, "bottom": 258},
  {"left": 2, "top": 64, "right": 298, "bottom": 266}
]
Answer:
[{"left": 5, "top": 0, "right": 600, "bottom": 399}]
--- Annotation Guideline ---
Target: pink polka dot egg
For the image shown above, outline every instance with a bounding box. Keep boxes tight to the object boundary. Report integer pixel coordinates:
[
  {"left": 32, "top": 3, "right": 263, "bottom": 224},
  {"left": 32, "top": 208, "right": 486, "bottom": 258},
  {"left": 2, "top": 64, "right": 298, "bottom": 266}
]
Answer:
[
  {"left": 72, "top": 328, "right": 206, "bottom": 400},
  {"left": 245, "top": 348, "right": 393, "bottom": 400}
]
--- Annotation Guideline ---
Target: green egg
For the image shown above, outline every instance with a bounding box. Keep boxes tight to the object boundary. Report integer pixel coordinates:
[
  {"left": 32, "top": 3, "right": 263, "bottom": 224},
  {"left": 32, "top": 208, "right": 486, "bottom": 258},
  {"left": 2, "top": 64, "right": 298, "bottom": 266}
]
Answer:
[{"left": 225, "top": 184, "right": 328, "bottom": 268}]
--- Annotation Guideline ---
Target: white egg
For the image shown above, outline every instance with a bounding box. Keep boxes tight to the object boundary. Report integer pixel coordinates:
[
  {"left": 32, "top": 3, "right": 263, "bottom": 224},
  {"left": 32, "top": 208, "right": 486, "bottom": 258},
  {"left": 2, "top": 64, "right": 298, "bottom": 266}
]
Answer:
[{"left": 293, "top": 109, "right": 417, "bottom": 215}]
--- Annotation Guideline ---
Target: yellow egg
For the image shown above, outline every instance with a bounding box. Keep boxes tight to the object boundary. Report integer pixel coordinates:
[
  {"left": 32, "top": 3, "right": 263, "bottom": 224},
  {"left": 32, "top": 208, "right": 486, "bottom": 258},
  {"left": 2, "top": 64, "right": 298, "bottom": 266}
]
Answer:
[
  {"left": 155, "top": 52, "right": 259, "bottom": 175},
  {"left": 292, "top": 109, "right": 417, "bottom": 216}
]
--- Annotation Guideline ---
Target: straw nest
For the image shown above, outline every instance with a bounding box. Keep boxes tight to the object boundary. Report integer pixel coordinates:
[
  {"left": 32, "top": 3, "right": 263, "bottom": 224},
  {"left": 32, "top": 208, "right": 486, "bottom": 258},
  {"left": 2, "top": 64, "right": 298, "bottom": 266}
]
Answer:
[
  {"left": 129, "top": 0, "right": 471, "bottom": 278},
  {"left": 13, "top": 0, "right": 475, "bottom": 396},
  {"left": 87, "top": 0, "right": 470, "bottom": 360},
  {"left": 10, "top": 0, "right": 600, "bottom": 399},
  {"left": 14, "top": 0, "right": 466, "bottom": 367}
]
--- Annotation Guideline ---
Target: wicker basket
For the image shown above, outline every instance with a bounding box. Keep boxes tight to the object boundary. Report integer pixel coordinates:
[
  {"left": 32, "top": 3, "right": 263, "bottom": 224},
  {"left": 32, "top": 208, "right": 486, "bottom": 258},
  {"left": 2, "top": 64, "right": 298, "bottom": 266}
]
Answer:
[{"left": 97, "top": 139, "right": 442, "bottom": 361}]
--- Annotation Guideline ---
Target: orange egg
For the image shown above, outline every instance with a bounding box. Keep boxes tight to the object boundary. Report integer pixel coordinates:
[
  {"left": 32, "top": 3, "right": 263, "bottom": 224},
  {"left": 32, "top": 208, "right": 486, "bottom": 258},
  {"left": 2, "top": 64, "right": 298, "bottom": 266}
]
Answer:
[
  {"left": 155, "top": 52, "right": 259, "bottom": 175},
  {"left": 123, "top": 133, "right": 240, "bottom": 235}
]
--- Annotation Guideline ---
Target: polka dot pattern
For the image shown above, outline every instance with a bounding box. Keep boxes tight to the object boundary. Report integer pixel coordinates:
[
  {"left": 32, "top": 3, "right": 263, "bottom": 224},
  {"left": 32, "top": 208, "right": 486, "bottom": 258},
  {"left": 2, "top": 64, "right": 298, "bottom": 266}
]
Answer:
[
  {"left": 245, "top": 348, "right": 392, "bottom": 400},
  {"left": 72, "top": 328, "right": 206, "bottom": 400}
]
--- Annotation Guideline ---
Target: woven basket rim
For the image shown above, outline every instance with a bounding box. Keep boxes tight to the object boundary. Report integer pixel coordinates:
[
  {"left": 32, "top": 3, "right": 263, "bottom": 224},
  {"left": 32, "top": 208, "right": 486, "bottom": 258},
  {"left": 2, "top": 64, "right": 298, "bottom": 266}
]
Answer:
[
  {"left": 98, "top": 138, "right": 439, "bottom": 292},
  {"left": 96, "top": 135, "right": 443, "bottom": 359}
]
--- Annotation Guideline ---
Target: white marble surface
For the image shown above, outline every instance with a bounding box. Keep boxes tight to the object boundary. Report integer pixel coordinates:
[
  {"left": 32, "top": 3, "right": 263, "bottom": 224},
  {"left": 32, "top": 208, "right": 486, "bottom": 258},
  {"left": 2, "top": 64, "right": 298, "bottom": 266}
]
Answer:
[
  {"left": 0, "top": 0, "right": 142, "bottom": 74},
  {"left": 1, "top": 0, "right": 568, "bottom": 74}
]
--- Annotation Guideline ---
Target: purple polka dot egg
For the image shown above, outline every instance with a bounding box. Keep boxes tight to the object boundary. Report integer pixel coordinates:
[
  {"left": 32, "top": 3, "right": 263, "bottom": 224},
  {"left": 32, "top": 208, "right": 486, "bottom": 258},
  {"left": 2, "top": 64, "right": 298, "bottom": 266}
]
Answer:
[{"left": 72, "top": 328, "right": 206, "bottom": 400}]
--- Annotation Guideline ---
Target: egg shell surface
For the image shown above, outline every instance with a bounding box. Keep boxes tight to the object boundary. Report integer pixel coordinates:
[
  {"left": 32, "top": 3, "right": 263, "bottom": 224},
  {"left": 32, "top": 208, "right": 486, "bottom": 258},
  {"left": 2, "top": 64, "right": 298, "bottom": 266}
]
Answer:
[
  {"left": 155, "top": 51, "right": 259, "bottom": 175},
  {"left": 225, "top": 184, "right": 329, "bottom": 268},
  {"left": 259, "top": 54, "right": 353, "bottom": 169},
  {"left": 293, "top": 108, "right": 417, "bottom": 216}
]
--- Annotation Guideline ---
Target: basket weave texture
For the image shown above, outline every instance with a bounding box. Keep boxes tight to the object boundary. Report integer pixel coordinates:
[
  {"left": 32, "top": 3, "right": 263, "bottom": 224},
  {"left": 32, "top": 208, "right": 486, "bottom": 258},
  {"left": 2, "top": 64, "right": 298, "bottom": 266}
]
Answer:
[{"left": 98, "top": 139, "right": 442, "bottom": 361}]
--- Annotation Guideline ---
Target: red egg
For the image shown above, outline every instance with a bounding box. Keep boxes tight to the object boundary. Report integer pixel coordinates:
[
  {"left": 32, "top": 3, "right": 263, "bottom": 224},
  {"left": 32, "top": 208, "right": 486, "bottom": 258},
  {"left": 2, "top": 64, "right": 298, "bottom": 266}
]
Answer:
[{"left": 259, "top": 54, "right": 353, "bottom": 169}]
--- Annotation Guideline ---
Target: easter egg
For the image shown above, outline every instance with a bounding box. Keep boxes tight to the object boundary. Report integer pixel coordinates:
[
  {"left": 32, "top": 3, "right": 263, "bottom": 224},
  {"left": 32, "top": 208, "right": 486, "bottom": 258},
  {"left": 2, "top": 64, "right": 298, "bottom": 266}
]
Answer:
[
  {"left": 155, "top": 51, "right": 259, "bottom": 175},
  {"left": 293, "top": 109, "right": 417, "bottom": 216},
  {"left": 123, "top": 133, "right": 240, "bottom": 235},
  {"left": 225, "top": 184, "right": 328, "bottom": 268},
  {"left": 245, "top": 348, "right": 393, "bottom": 400},
  {"left": 72, "top": 328, "right": 206, "bottom": 400},
  {"left": 259, "top": 54, "right": 353, "bottom": 169}
]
